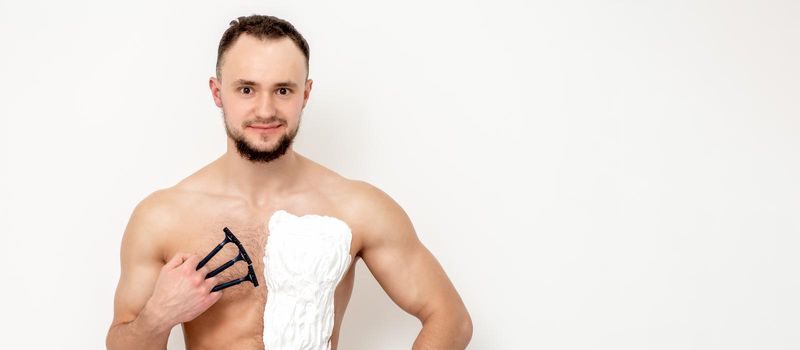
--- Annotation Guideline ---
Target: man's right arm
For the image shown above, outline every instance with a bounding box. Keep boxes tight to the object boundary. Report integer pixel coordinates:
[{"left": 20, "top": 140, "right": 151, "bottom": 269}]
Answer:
[
  {"left": 106, "top": 191, "right": 222, "bottom": 350},
  {"left": 106, "top": 192, "right": 174, "bottom": 349}
]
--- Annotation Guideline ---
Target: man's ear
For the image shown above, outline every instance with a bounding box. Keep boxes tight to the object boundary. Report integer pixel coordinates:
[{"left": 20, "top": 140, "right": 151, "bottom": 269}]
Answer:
[
  {"left": 209, "top": 77, "right": 223, "bottom": 108},
  {"left": 302, "top": 79, "right": 313, "bottom": 108}
]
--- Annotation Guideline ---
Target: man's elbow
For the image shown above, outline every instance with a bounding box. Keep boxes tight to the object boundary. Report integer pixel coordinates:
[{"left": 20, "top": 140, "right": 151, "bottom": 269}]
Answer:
[
  {"left": 431, "top": 307, "right": 473, "bottom": 346},
  {"left": 457, "top": 311, "right": 474, "bottom": 345},
  {"left": 106, "top": 324, "right": 118, "bottom": 350},
  {"left": 415, "top": 308, "right": 473, "bottom": 349}
]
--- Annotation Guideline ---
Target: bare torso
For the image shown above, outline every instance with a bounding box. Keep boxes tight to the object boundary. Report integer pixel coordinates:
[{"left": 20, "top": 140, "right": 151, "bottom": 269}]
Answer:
[{"left": 155, "top": 155, "right": 364, "bottom": 349}]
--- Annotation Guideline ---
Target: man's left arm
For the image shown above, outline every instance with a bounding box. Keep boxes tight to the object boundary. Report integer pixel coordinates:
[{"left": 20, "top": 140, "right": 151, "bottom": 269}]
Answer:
[{"left": 356, "top": 183, "right": 473, "bottom": 349}]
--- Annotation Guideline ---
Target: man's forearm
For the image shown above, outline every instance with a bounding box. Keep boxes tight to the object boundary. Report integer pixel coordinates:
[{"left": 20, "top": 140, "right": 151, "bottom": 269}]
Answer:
[
  {"left": 412, "top": 311, "right": 473, "bottom": 350},
  {"left": 106, "top": 307, "right": 173, "bottom": 350}
]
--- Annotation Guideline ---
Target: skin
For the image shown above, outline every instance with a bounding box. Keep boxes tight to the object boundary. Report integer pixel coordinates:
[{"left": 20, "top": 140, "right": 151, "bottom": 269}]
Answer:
[{"left": 106, "top": 34, "right": 472, "bottom": 350}]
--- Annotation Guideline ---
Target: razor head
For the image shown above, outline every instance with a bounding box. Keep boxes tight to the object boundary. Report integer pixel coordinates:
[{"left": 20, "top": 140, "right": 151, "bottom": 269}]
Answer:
[
  {"left": 224, "top": 227, "right": 252, "bottom": 264},
  {"left": 223, "top": 227, "right": 240, "bottom": 245},
  {"left": 235, "top": 241, "right": 253, "bottom": 264},
  {"left": 246, "top": 265, "right": 259, "bottom": 287}
]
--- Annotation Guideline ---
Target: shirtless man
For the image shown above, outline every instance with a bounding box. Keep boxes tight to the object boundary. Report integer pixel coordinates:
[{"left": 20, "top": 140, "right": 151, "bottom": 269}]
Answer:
[{"left": 105, "top": 15, "right": 472, "bottom": 350}]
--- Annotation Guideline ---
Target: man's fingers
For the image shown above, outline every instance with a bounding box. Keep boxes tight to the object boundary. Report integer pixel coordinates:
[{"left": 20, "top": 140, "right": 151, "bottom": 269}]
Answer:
[
  {"left": 164, "top": 252, "right": 190, "bottom": 269},
  {"left": 203, "top": 276, "right": 220, "bottom": 291},
  {"left": 182, "top": 255, "right": 201, "bottom": 270},
  {"left": 196, "top": 264, "right": 210, "bottom": 276},
  {"left": 209, "top": 290, "right": 223, "bottom": 303}
]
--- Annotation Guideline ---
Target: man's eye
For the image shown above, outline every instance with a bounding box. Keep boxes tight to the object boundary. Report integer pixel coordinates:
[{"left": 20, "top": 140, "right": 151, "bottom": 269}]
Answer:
[
  {"left": 240, "top": 87, "right": 253, "bottom": 95},
  {"left": 277, "top": 87, "right": 290, "bottom": 95}
]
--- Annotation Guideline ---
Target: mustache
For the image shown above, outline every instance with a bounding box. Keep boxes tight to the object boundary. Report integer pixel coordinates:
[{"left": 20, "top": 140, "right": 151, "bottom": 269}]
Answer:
[{"left": 245, "top": 117, "right": 285, "bottom": 127}]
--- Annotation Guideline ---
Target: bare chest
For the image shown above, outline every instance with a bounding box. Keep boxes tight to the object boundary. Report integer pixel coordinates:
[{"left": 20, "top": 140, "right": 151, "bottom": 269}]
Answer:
[{"left": 160, "top": 198, "right": 361, "bottom": 348}]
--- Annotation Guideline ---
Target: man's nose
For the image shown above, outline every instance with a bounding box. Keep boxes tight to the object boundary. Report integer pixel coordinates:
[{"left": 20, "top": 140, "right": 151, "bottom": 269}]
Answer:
[{"left": 255, "top": 94, "right": 277, "bottom": 118}]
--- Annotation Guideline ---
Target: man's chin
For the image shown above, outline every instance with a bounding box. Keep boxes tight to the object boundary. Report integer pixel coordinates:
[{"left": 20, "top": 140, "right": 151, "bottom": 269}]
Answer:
[
  {"left": 233, "top": 138, "right": 292, "bottom": 163},
  {"left": 241, "top": 144, "right": 280, "bottom": 155},
  {"left": 242, "top": 137, "right": 277, "bottom": 149}
]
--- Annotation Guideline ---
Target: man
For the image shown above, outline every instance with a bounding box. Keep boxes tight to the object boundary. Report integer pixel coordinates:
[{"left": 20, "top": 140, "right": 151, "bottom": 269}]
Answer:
[{"left": 106, "top": 14, "right": 472, "bottom": 350}]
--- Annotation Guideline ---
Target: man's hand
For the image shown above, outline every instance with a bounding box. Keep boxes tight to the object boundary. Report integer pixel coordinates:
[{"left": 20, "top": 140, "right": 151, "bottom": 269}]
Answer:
[
  {"left": 142, "top": 253, "right": 223, "bottom": 328},
  {"left": 107, "top": 190, "right": 222, "bottom": 350},
  {"left": 106, "top": 190, "right": 221, "bottom": 350}
]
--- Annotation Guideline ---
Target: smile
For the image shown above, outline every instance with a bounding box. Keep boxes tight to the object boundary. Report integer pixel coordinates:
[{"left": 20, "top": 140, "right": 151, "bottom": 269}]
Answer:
[{"left": 248, "top": 125, "right": 283, "bottom": 133}]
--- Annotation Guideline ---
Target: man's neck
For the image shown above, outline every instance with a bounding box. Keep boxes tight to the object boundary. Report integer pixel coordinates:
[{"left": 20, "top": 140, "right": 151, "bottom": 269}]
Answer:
[{"left": 219, "top": 147, "right": 303, "bottom": 207}]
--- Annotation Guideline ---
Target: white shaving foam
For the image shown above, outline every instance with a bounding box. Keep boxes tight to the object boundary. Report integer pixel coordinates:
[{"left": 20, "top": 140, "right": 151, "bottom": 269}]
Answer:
[{"left": 263, "top": 209, "right": 353, "bottom": 350}]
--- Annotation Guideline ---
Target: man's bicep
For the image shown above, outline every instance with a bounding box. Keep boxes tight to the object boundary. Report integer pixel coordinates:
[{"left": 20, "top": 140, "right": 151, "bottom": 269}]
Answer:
[
  {"left": 110, "top": 194, "right": 169, "bottom": 326},
  {"left": 358, "top": 187, "right": 463, "bottom": 321},
  {"left": 363, "top": 236, "right": 457, "bottom": 319}
]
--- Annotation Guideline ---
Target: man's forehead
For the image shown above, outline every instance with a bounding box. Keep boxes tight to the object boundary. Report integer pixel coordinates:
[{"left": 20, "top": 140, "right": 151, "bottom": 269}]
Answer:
[{"left": 220, "top": 34, "right": 307, "bottom": 81}]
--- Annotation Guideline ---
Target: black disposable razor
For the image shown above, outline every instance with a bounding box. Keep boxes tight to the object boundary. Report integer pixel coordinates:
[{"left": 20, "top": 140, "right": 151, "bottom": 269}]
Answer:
[
  {"left": 210, "top": 265, "right": 259, "bottom": 292},
  {"left": 196, "top": 227, "right": 259, "bottom": 292}
]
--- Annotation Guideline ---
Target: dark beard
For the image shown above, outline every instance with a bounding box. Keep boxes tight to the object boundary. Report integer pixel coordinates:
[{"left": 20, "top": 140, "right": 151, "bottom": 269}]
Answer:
[{"left": 224, "top": 115, "right": 300, "bottom": 163}]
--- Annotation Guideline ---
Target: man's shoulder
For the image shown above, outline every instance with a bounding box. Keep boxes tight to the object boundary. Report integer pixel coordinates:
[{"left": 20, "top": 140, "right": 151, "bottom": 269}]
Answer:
[
  {"left": 349, "top": 180, "right": 396, "bottom": 208},
  {"left": 134, "top": 187, "right": 190, "bottom": 215},
  {"left": 333, "top": 179, "right": 418, "bottom": 257},
  {"left": 125, "top": 185, "right": 215, "bottom": 256},
  {"left": 120, "top": 188, "right": 186, "bottom": 263},
  {"left": 127, "top": 187, "right": 193, "bottom": 238},
  {"left": 331, "top": 179, "right": 409, "bottom": 231},
  {"left": 324, "top": 177, "right": 391, "bottom": 209},
  {"left": 305, "top": 160, "right": 382, "bottom": 206}
]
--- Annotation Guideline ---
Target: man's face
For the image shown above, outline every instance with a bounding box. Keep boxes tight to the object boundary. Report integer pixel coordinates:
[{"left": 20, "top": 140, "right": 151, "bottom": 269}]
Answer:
[{"left": 210, "top": 34, "right": 312, "bottom": 163}]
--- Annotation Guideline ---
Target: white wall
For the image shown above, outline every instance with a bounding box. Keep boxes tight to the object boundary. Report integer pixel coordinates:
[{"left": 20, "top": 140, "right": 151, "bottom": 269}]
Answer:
[{"left": 0, "top": 0, "right": 798, "bottom": 349}]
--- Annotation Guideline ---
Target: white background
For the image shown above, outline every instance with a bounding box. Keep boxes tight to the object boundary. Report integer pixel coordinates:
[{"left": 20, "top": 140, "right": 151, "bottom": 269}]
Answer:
[{"left": 0, "top": 0, "right": 798, "bottom": 349}]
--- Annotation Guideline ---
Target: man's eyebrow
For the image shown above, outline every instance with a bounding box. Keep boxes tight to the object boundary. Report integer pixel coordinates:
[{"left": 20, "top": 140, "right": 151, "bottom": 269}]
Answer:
[
  {"left": 273, "top": 81, "right": 299, "bottom": 88},
  {"left": 233, "top": 79, "right": 259, "bottom": 86}
]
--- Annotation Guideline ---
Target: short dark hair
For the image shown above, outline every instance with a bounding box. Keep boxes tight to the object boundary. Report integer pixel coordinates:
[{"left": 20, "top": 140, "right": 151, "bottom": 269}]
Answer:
[{"left": 216, "top": 15, "right": 310, "bottom": 78}]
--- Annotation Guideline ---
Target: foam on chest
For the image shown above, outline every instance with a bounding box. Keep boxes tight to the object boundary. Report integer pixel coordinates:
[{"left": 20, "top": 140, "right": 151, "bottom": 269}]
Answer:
[{"left": 262, "top": 209, "right": 353, "bottom": 350}]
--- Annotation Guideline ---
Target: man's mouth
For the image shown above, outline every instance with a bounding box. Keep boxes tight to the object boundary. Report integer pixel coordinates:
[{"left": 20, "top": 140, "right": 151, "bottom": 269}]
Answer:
[{"left": 248, "top": 122, "right": 282, "bottom": 129}]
